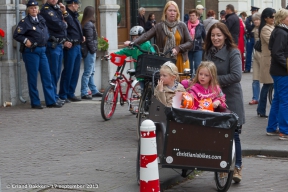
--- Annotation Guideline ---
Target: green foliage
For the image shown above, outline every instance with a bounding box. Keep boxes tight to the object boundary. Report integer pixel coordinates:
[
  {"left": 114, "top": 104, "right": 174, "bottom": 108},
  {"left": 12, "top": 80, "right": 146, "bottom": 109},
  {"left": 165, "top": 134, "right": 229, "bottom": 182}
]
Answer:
[{"left": 98, "top": 37, "right": 109, "bottom": 51}]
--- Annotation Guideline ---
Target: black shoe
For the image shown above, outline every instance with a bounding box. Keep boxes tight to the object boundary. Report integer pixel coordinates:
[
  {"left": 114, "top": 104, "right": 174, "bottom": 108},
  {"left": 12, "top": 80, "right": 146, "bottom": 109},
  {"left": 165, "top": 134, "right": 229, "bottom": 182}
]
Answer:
[
  {"left": 57, "top": 98, "right": 65, "bottom": 105},
  {"left": 31, "top": 105, "right": 43, "bottom": 109},
  {"left": 257, "top": 113, "right": 268, "bottom": 118},
  {"left": 92, "top": 92, "right": 103, "bottom": 97},
  {"left": 243, "top": 70, "right": 250, "bottom": 73},
  {"left": 60, "top": 98, "right": 71, "bottom": 103},
  {"left": 68, "top": 96, "right": 81, "bottom": 102},
  {"left": 47, "top": 102, "right": 62, "bottom": 108},
  {"left": 81, "top": 95, "right": 92, "bottom": 100}
]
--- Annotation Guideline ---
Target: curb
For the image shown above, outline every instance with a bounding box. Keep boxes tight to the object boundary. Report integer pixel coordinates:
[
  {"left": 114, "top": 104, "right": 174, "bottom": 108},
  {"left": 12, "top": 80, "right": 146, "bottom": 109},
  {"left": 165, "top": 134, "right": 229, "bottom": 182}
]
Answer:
[{"left": 242, "top": 149, "right": 288, "bottom": 157}]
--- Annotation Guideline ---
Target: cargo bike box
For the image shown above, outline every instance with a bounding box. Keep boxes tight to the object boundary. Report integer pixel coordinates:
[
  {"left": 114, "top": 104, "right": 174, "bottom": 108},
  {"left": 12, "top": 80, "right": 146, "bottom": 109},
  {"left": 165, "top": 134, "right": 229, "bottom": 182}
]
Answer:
[{"left": 137, "top": 96, "right": 238, "bottom": 192}]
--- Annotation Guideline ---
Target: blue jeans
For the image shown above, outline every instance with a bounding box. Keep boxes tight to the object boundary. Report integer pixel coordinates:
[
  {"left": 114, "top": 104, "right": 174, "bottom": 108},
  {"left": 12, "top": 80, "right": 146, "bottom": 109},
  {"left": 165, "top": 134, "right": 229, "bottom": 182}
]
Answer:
[
  {"left": 252, "top": 80, "right": 260, "bottom": 101},
  {"left": 59, "top": 45, "right": 82, "bottom": 99},
  {"left": 245, "top": 37, "right": 254, "bottom": 71},
  {"left": 234, "top": 132, "right": 242, "bottom": 168},
  {"left": 46, "top": 42, "right": 63, "bottom": 100},
  {"left": 257, "top": 83, "right": 272, "bottom": 115},
  {"left": 23, "top": 47, "right": 56, "bottom": 106},
  {"left": 188, "top": 50, "right": 203, "bottom": 74},
  {"left": 81, "top": 52, "right": 99, "bottom": 96},
  {"left": 267, "top": 76, "right": 288, "bottom": 134}
]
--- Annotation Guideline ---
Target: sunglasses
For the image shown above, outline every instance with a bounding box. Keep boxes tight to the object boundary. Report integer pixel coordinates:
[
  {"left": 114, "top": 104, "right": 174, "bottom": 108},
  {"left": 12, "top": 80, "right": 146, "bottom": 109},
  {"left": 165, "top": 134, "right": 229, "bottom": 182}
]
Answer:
[{"left": 269, "top": 16, "right": 275, "bottom": 19}]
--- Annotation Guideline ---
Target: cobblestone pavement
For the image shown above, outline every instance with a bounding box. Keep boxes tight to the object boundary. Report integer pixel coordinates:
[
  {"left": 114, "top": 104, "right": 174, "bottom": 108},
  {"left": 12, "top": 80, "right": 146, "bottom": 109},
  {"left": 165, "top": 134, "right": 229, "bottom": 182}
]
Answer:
[
  {"left": 0, "top": 72, "right": 288, "bottom": 192},
  {"left": 165, "top": 156, "right": 288, "bottom": 192}
]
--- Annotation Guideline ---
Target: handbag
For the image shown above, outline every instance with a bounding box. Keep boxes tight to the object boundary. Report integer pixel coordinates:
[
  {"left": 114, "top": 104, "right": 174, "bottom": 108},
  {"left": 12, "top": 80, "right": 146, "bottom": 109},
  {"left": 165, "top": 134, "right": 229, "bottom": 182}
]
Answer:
[
  {"left": 254, "top": 40, "right": 262, "bottom": 52},
  {"left": 81, "top": 42, "right": 88, "bottom": 58}
]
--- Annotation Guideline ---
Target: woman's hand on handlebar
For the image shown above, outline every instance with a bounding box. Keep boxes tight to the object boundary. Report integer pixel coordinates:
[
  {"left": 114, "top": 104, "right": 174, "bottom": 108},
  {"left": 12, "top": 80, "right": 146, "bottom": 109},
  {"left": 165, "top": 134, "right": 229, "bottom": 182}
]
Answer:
[
  {"left": 171, "top": 48, "right": 178, "bottom": 56},
  {"left": 124, "top": 41, "right": 131, "bottom": 47}
]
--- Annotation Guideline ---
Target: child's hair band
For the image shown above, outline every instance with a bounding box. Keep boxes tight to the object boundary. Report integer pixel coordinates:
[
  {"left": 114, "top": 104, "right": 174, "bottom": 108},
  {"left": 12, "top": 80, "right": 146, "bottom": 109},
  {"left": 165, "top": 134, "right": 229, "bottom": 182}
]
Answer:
[{"left": 162, "top": 61, "right": 175, "bottom": 74}]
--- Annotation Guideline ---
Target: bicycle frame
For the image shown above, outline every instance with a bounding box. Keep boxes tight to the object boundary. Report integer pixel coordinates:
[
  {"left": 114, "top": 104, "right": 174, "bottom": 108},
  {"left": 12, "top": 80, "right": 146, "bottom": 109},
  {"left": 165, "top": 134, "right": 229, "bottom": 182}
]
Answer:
[{"left": 109, "top": 60, "right": 140, "bottom": 104}]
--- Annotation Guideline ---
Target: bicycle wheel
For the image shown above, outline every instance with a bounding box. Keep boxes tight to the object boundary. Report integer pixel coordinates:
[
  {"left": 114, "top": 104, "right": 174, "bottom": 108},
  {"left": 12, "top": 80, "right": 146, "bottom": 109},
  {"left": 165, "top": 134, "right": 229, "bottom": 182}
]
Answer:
[
  {"left": 268, "top": 84, "right": 274, "bottom": 105},
  {"left": 101, "top": 84, "right": 118, "bottom": 121},
  {"left": 137, "top": 85, "right": 152, "bottom": 139},
  {"left": 214, "top": 171, "right": 233, "bottom": 192},
  {"left": 129, "top": 81, "right": 142, "bottom": 115}
]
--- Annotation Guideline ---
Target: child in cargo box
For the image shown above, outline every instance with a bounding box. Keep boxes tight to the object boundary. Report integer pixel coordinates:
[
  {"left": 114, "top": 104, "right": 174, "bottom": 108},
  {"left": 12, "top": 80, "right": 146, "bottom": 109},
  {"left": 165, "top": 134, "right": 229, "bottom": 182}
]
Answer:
[
  {"left": 181, "top": 61, "right": 227, "bottom": 111},
  {"left": 154, "top": 61, "right": 186, "bottom": 107}
]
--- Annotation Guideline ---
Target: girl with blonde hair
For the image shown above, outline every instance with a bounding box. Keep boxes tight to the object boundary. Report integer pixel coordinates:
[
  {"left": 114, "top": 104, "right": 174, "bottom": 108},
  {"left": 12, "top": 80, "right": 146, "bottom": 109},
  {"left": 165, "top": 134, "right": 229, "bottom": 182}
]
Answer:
[
  {"left": 154, "top": 61, "right": 185, "bottom": 107},
  {"left": 181, "top": 61, "right": 226, "bottom": 110}
]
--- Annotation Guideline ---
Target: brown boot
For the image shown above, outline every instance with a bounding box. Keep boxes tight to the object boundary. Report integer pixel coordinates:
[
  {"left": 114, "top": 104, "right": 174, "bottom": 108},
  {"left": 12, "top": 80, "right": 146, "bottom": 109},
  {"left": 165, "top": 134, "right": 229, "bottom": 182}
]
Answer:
[{"left": 233, "top": 166, "right": 242, "bottom": 183}]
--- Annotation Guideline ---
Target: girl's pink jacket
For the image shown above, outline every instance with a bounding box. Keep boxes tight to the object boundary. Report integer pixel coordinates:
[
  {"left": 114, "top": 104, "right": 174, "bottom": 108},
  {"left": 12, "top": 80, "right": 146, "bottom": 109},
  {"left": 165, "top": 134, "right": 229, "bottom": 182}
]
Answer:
[{"left": 181, "top": 79, "right": 227, "bottom": 110}]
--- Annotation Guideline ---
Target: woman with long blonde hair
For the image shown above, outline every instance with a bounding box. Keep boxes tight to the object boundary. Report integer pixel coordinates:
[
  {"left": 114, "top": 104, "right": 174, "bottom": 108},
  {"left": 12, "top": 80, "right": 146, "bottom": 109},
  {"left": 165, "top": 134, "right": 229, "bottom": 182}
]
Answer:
[{"left": 124, "top": 1, "right": 193, "bottom": 78}]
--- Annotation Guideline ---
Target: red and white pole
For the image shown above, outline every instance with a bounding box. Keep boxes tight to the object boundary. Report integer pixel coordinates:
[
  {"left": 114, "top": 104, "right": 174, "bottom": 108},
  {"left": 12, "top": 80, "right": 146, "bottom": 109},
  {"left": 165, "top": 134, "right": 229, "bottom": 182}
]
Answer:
[{"left": 140, "top": 119, "right": 160, "bottom": 192}]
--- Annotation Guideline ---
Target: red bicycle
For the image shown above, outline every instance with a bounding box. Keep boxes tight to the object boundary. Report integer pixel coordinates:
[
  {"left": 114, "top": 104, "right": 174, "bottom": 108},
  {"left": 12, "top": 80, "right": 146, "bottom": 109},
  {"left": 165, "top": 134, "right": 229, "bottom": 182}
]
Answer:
[{"left": 100, "top": 53, "right": 142, "bottom": 121}]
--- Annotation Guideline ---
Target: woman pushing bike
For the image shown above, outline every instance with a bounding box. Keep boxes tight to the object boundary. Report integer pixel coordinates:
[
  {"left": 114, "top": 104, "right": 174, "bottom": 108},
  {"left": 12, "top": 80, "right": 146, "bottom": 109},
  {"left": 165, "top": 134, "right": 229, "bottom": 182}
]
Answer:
[{"left": 124, "top": 1, "right": 193, "bottom": 80}]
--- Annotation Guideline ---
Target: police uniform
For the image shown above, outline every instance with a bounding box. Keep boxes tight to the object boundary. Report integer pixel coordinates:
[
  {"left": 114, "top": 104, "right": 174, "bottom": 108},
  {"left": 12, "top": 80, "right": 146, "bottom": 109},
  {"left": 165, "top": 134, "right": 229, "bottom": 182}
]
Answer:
[
  {"left": 244, "top": 6, "right": 260, "bottom": 73},
  {"left": 40, "top": 2, "right": 68, "bottom": 103},
  {"left": 13, "top": 0, "right": 61, "bottom": 108},
  {"left": 59, "top": 0, "right": 83, "bottom": 101}
]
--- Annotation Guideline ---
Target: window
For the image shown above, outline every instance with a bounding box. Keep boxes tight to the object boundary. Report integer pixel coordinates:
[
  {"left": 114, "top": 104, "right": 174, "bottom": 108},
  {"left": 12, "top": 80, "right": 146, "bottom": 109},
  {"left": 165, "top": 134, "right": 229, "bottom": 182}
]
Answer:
[
  {"left": 140, "top": 0, "right": 166, "bottom": 7},
  {"left": 117, "top": 0, "right": 126, "bottom": 27}
]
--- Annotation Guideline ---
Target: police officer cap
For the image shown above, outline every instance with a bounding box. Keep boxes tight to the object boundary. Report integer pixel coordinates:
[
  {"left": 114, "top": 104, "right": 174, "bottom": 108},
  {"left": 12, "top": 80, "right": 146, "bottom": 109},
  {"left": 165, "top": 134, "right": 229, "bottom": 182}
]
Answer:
[
  {"left": 26, "top": 0, "right": 38, "bottom": 7},
  {"left": 250, "top": 6, "right": 260, "bottom": 11},
  {"left": 65, "top": 0, "right": 80, "bottom": 4}
]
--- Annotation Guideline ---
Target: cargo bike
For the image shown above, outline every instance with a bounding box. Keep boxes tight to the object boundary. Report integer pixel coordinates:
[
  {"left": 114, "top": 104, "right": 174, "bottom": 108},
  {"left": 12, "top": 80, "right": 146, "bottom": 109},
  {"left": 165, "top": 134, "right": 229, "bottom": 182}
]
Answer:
[{"left": 133, "top": 44, "right": 239, "bottom": 192}]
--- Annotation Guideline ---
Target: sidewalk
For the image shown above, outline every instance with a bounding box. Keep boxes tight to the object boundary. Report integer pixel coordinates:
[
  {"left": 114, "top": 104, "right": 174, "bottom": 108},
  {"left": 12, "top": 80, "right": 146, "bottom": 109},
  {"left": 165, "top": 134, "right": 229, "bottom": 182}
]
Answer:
[{"left": 0, "top": 72, "right": 287, "bottom": 192}]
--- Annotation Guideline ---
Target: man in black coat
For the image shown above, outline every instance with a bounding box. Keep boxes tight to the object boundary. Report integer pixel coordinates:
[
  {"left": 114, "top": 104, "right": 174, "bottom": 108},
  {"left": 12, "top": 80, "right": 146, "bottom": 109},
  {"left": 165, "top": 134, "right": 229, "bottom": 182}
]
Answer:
[
  {"left": 224, "top": 4, "right": 239, "bottom": 45},
  {"left": 244, "top": 6, "right": 260, "bottom": 73}
]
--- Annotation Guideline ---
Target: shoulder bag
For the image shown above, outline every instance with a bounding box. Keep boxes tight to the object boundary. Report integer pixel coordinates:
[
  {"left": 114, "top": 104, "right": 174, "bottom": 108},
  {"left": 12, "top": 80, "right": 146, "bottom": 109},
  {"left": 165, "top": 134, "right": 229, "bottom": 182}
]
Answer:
[{"left": 254, "top": 40, "right": 262, "bottom": 52}]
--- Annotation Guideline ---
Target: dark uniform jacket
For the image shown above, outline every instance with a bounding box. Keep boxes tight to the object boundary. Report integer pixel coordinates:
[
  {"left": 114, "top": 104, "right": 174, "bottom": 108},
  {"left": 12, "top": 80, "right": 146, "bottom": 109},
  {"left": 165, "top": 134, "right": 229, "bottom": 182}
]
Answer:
[
  {"left": 225, "top": 13, "right": 240, "bottom": 45},
  {"left": 82, "top": 21, "right": 98, "bottom": 54},
  {"left": 269, "top": 26, "right": 288, "bottom": 76},
  {"left": 13, "top": 14, "right": 49, "bottom": 46},
  {"left": 40, "top": 3, "right": 67, "bottom": 39},
  {"left": 66, "top": 7, "right": 83, "bottom": 43},
  {"left": 245, "top": 15, "right": 255, "bottom": 38}
]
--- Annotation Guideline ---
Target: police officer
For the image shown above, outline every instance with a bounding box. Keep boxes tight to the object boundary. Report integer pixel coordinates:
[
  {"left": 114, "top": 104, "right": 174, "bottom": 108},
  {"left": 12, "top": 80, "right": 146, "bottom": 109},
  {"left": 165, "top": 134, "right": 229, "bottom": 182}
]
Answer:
[
  {"left": 59, "top": 0, "right": 84, "bottom": 102},
  {"left": 13, "top": 0, "right": 62, "bottom": 109},
  {"left": 244, "top": 6, "right": 260, "bottom": 73},
  {"left": 40, "top": 0, "right": 71, "bottom": 104}
]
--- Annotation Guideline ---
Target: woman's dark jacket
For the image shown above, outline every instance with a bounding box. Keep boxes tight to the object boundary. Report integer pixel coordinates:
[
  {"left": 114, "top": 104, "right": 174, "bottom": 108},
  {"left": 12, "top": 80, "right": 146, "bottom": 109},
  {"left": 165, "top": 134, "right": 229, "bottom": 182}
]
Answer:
[
  {"left": 185, "top": 21, "right": 206, "bottom": 51},
  {"left": 82, "top": 21, "right": 98, "bottom": 54},
  {"left": 145, "top": 20, "right": 156, "bottom": 31},
  {"left": 137, "top": 14, "right": 145, "bottom": 28},
  {"left": 269, "top": 26, "right": 288, "bottom": 76}
]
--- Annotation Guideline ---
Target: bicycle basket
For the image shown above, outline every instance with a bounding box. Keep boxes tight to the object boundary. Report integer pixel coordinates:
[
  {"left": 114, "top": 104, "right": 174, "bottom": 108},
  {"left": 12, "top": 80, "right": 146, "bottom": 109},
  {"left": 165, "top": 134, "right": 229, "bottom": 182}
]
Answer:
[
  {"left": 136, "top": 54, "right": 176, "bottom": 78},
  {"left": 110, "top": 53, "right": 127, "bottom": 67}
]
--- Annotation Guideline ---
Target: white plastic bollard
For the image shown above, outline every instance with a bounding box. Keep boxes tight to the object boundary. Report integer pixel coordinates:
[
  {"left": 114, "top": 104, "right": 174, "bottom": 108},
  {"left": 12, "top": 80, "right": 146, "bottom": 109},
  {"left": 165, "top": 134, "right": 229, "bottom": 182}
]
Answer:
[{"left": 140, "top": 119, "right": 160, "bottom": 192}]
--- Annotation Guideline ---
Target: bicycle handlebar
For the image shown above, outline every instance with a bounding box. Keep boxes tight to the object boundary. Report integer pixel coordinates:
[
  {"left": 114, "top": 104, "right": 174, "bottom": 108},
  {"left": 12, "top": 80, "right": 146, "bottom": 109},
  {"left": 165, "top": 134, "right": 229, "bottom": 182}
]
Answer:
[{"left": 129, "top": 42, "right": 174, "bottom": 57}]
